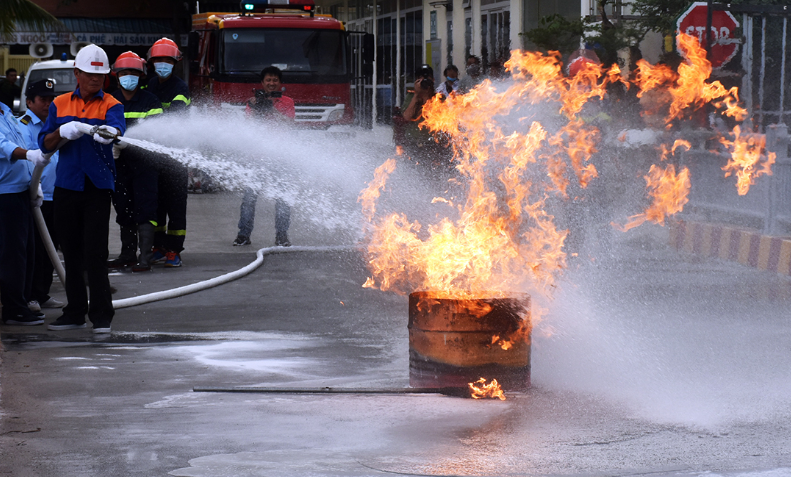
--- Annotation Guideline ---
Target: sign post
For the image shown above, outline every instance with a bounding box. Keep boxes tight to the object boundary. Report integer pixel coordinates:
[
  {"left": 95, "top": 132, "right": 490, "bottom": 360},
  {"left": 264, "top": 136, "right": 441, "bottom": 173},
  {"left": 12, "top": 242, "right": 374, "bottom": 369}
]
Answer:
[{"left": 677, "top": 2, "right": 740, "bottom": 68}]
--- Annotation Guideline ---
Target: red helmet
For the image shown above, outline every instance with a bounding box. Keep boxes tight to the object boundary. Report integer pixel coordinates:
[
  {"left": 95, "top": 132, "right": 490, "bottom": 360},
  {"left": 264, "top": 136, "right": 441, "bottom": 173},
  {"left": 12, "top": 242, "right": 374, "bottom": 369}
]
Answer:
[
  {"left": 112, "top": 51, "right": 146, "bottom": 73},
  {"left": 566, "top": 48, "right": 601, "bottom": 77},
  {"left": 147, "top": 38, "right": 182, "bottom": 61}
]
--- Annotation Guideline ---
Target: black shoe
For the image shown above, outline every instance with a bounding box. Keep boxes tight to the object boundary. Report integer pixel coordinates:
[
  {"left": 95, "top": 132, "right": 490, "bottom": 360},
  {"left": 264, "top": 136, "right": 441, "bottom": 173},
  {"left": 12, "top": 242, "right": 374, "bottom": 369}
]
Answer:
[
  {"left": 275, "top": 232, "right": 291, "bottom": 247},
  {"left": 107, "top": 256, "right": 137, "bottom": 268},
  {"left": 47, "top": 315, "right": 87, "bottom": 331},
  {"left": 3, "top": 311, "right": 45, "bottom": 326},
  {"left": 233, "top": 235, "right": 251, "bottom": 246},
  {"left": 92, "top": 322, "right": 112, "bottom": 334}
]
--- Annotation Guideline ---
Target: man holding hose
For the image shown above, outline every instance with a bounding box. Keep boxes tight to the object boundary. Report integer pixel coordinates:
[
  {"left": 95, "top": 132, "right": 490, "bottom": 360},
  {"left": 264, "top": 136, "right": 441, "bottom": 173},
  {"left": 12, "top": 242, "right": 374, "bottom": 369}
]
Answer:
[{"left": 39, "top": 44, "right": 126, "bottom": 334}]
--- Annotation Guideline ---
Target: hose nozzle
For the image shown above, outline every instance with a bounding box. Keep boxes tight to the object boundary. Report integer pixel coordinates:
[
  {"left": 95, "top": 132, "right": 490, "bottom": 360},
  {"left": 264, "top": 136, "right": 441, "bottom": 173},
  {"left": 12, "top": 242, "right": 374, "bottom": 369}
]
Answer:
[{"left": 90, "top": 125, "right": 120, "bottom": 140}]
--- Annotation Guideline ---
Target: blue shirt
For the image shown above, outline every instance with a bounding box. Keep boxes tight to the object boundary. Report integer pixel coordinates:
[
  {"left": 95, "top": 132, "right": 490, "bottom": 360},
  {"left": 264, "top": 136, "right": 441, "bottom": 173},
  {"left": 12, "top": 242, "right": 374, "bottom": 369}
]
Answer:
[
  {"left": 38, "top": 88, "right": 126, "bottom": 192},
  {"left": 0, "top": 102, "right": 32, "bottom": 195},
  {"left": 20, "top": 112, "right": 58, "bottom": 201}
]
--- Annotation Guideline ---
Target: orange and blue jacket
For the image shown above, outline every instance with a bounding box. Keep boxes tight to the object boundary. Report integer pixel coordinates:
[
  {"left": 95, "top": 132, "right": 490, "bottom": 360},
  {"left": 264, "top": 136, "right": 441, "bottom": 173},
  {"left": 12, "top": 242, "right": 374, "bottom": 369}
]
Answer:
[{"left": 38, "top": 88, "right": 126, "bottom": 192}]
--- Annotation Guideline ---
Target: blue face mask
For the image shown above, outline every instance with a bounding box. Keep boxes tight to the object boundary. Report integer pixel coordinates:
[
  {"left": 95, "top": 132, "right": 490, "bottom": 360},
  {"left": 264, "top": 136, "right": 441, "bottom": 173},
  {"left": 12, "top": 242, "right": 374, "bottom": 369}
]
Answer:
[
  {"left": 447, "top": 77, "right": 458, "bottom": 82},
  {"left": 119, "top": 75, "right": 139, "bottom": 91},
  {"left": 154, "top": 62, "right": 174, "bottom": 78}
]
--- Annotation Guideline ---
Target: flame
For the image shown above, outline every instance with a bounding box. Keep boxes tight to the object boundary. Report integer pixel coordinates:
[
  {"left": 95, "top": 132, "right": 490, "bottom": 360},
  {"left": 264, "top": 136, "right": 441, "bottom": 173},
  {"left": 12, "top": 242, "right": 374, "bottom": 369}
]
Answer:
[
  {"left": 613, "top": 164, "right": 691, "bottom": 232},
  {"left": 468, "top": 377, "right": 506, "bottom": 400},
  {"left": 719, "top": 125, "right": 776, "bottom": 195}
]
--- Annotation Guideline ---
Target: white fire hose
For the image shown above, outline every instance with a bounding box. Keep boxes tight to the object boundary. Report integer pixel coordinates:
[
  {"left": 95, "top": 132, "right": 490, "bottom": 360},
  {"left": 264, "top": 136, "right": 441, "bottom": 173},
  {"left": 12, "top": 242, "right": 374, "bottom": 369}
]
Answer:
[{"left": 31, "top": 125, "right": 351, "bottom": 310}]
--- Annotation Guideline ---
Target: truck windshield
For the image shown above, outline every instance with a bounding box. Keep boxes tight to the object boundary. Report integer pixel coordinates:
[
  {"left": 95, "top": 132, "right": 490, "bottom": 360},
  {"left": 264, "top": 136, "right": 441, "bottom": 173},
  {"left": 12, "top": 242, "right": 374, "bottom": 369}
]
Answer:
[{"left": 221, "top": 28, "right": 347, "bottom": 82}]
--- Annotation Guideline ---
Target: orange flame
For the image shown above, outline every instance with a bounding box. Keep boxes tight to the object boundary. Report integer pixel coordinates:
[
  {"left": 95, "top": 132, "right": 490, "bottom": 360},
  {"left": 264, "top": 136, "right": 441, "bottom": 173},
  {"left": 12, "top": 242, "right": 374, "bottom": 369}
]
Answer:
[
  {"left": 468, "top": 377, "right": 506, "bottom": 400},
  {"left": 613, "top": 164, "right": 691, "bottom": 232},
  {"left": 719, "top": 125, "right": 776, "bottom": 195}
]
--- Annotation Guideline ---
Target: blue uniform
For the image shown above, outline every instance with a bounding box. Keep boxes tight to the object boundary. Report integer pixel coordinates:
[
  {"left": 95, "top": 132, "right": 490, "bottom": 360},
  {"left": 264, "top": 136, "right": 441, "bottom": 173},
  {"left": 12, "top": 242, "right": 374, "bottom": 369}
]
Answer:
[
  {"left": 19, "top": 112, "right": 58, "bottom": 201},
  {"left": 0, "top": 102, "right": 32, "bottom": 194},
  {"left": 38, "top": 88, "right": 125, "bottom": 191}
]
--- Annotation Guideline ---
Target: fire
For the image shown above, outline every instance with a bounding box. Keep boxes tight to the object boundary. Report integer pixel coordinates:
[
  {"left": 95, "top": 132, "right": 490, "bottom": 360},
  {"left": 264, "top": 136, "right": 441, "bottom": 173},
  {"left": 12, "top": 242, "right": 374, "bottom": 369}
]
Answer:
[
  {"left": 468, "top": 377, "right": 506, "bottom": 400},
  {"left": 614, "top": 164, "right": 691, "bottom": 232},
  {"left": 719, "top": 125, "right": 776, "bottom": 195}
]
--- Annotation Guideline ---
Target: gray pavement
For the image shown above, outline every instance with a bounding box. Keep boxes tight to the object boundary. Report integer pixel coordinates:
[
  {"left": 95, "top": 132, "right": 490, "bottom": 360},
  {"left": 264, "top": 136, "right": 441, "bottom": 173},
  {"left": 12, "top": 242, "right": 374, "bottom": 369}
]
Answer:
[{"left": 3, "top": 190, "right": 791, "bottom": 476}]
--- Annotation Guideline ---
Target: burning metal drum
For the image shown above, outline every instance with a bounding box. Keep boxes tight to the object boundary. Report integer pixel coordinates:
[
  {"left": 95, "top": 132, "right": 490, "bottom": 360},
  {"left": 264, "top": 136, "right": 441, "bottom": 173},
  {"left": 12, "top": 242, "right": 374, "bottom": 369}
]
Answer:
[{"left": 408, "top": 292, "right": 531, "bottom": 391}]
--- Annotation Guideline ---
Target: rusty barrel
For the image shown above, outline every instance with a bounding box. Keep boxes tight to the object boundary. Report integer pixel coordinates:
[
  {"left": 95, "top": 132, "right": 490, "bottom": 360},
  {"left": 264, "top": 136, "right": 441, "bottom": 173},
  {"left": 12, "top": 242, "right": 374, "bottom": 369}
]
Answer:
[{"left": 408, "top": 291, "right": 531, "bottom": 391}]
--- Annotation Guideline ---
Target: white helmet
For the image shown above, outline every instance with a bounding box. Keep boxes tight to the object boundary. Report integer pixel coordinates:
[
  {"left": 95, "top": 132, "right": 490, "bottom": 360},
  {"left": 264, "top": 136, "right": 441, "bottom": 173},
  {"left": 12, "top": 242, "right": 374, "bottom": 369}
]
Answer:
[{"left": 74, "top": 44, "right": 110, "bottom": 74}]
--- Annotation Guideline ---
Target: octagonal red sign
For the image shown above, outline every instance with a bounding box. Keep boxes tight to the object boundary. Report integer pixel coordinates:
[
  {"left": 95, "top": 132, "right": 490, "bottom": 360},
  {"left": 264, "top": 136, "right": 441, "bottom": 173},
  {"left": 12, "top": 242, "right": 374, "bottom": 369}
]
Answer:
[{"left": 677, "top": 2, "right": 740, "bottom": 68}]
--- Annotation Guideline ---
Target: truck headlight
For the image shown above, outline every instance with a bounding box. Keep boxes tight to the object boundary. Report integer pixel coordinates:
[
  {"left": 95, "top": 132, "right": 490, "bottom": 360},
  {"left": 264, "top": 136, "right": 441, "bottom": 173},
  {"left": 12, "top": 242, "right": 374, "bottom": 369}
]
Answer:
[{"left": 328, "top": 109, "right": 344, "bottom": 121}]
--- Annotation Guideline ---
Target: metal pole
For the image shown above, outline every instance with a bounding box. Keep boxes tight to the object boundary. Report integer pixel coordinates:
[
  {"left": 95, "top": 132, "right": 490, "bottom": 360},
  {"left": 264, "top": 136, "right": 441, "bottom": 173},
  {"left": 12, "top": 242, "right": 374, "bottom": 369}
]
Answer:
[
  {"left": 396, "top": 0, "right": 402, "bottom": 109},
  {"left": 759, "top": 16, "right": 766, "bottom": 129},
  {"left": 780, "top": 17, "right": 788, "bottom": 125},
  {"left": 706, "top": 0, "right": 713, "bottom": 61},
  {"left": 372, "top": 0, "right": 378, "bottom": 126}
]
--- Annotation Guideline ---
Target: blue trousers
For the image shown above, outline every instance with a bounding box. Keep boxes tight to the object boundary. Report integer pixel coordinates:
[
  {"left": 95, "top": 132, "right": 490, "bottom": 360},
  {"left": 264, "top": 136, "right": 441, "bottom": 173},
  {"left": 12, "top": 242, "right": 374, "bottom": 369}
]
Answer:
[
  {"left": 237, "top": 188, "right": 290, "bottom": 238},
  {"left": 0, "top": 191, "right": 35, "bottom": 318}
]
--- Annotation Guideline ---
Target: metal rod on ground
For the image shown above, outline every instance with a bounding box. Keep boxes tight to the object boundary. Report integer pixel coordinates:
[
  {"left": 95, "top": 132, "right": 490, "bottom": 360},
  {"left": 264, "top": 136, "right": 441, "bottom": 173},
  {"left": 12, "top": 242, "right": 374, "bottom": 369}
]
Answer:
[{"left": 193, "top": 386, "right": 473, "bottom": 396}]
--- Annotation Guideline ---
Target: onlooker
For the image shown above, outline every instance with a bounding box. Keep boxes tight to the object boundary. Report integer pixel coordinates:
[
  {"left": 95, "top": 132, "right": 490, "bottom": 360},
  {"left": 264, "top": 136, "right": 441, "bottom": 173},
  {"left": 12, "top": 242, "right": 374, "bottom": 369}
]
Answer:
[
  {"left": 109, "top": 51, "right": 164, "bottom": 273},
  {"left": 0, "top": 68, "right": 22, "bottom": 111},
  {"left": 459, "top": 56, "right": 482, "bottom": 93},
  {"left": 18, "top": 79, "right": 64, "bottom": 312},
  {"left": 398, "top": 64, "right": 452, "bottom": 170},
  {"left": 233, "top": 66, "right": 295, "bottom": 248},
  {"left": 435, "top": 65, "right": 459, "bottom": 97},
  {"left": 0, "top": 89, "right": 48, "bottom": 326},
  {"left": 39, "top": 44, "right": 126, "bottom": 334},
  {"left": 145, "top": 38, "right": 190, "bottom": 268}
]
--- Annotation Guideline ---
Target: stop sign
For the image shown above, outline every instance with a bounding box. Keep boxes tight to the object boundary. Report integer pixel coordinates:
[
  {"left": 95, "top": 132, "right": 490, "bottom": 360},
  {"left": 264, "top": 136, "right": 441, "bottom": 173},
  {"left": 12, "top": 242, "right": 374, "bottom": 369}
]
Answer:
[{"left": 676, "top": 2, "right": 740, "bottom": 68}]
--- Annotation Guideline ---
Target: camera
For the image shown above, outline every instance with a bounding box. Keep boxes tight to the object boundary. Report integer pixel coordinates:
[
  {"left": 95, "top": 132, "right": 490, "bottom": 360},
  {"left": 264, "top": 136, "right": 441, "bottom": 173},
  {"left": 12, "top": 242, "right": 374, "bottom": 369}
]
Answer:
[
  {"left": 252, "top": 89, "right": 282, "bottom": 113},
  {"left": 418, "top": 78, "right": 434, "bottom": 93}
]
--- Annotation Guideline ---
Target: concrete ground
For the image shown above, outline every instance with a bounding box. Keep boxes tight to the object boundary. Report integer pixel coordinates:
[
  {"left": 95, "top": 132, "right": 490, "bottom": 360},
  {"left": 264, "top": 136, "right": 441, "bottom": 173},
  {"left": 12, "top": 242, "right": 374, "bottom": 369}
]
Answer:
[{"left": 3, "top": 181, "right": 791, "bottom": 475}]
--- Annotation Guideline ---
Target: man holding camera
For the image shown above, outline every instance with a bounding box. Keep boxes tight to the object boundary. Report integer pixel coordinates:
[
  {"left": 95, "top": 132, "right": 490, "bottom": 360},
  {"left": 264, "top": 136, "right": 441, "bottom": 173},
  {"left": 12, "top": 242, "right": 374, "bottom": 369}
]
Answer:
[
  {"left": 233, "top": 66, "right": 294, "bottom": 248},
  {"left": 399, "top": 64, "right": 452, "bottom": 170}
]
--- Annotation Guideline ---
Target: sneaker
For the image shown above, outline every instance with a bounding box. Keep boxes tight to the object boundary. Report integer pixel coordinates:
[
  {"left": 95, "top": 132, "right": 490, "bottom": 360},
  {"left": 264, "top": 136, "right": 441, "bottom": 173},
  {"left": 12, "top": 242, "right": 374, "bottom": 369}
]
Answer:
[
  {"left": 233, "top": 235, "right": 251, "bottom": 246},
  {"left": 40, "top": 297, "right": 65, "bottom": 308},
  {"left": 47, "top": 316, "right": 87, "bottom": 330},
  {"left": 131, "top": 262, "right": 152, "bottom": 273},
  {"left": 151, "top": 248, "right": 167, "bottom": 264},
  {"left": 275, "top": 232, "right": 291, "bottom": 247},
  {"left": 164, "top": 251, "right": 182, "bottom": 268},
  {"left": 92, "top": 323, "right": 112, "bottom": 334},
  {"left": 27, "top": 300, "right": 41, "bottom": 312},
  {"left": 3, "top": 311, "right": 45, "bottom": 326},
  {"left": 107, "top": 256, "right": 137, "bottom": 268}
]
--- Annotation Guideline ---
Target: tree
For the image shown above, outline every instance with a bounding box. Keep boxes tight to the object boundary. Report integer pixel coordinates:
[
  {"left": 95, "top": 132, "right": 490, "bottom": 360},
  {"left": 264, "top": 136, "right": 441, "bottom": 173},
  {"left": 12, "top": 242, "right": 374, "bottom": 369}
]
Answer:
[
  {"left": 522, "top": 14, "right": 586, "bottom": 57},
  {"left": 1, "top": 0, "right": 62, "bottom": 42}
]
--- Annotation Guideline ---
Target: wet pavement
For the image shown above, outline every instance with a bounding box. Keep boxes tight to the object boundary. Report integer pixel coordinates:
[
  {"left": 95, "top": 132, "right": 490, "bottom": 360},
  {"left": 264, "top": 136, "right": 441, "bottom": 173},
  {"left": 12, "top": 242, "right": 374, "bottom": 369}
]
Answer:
[{"left": 3, "top": 192, "right": 791, "bottom": 476}]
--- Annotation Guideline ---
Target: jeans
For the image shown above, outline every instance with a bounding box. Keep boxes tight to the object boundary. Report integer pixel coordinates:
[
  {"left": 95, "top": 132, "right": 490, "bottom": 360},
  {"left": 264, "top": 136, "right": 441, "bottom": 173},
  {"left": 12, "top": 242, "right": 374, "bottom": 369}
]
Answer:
[{"left": 237, "top": 187, "right": 291, "bottom": 237}]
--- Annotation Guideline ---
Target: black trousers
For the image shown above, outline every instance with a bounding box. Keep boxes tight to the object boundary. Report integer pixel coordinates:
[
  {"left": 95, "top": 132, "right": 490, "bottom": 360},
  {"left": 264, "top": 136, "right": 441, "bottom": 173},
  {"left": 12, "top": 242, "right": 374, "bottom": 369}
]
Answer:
[
  {"left": 54, "top": 180, "right": 114, "bottom": 325},
  {"left": 154, "top": 158, "right": 188, "bottom": 253},
  {"left": 0, "top": 191, "right": 35, "bottom": 318},
  {"left": 31, "top": 200, "right": 57, "bottom": 304},
  {"left": 112, "top": 148, "right": 159, "bottom": 228}
]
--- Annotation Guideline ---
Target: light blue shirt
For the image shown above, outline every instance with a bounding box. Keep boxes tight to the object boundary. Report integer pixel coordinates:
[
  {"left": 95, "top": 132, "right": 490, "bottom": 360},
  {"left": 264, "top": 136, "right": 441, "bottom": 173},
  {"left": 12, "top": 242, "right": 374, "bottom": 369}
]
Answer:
[
  {"left": 0, "top": 102, "right": 32, "bottom": 195},
  {"left": 20, "top": 112, "right": 58, "bottom": 201}
]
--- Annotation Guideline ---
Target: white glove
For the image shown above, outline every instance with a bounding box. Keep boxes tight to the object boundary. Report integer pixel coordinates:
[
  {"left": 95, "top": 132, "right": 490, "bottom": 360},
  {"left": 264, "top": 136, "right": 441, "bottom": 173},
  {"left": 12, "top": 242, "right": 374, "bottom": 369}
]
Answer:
[
  {"left": 26, "top": 149, "right": 50, "bottom": 168},
  {"left": 31, "top": 184, "right": 43, "bottom": 209},
  {"left": 59, "top": 121, "right": 85, "bottom": 141},
  {"left": 112, "top": 144, "right": 122, "bottom": 160},
  {"left": 93, "top": 125, "right": 119, "bottom": 145}
]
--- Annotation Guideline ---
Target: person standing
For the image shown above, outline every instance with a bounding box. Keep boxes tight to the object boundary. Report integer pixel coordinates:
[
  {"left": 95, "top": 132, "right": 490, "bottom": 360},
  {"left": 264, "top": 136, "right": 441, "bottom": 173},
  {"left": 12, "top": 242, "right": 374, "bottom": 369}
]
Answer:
[
  {"left": 0, "top": 68, "right": 22, "bottom": 110},
  {"left": 435, "top": 65, "right": 460, "bottom": 98},
  {"left": 233, "top": 66, "right": 295, "bottom": 248},
  {"left": 108, "top": 51, "right": 164, "bottom": 273},
  {"left": 144, "top": 38, "right": 189, "bottom": 268},
  {"left": 18, "top": 79, "right": 64, "bottom": 312},
  {"left": 0, "top": 93, "right": 48, "bottom": 326},
  {"left": 39, "top": 44, "right": 126, "bottom": 333}
]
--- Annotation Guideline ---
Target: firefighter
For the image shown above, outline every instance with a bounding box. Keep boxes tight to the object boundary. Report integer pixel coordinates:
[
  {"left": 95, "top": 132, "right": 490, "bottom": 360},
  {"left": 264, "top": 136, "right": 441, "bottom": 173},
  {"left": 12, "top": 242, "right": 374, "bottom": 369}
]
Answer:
[
  {"left": 144, "top": 38, "right": 189, "bottom": 268},
  {"left": 109, "top": 51, "right": 164, "bottom": 273},
  {"left": 39, "top": 44, "right": 126, "bottom": 333},
  {"left": 18, "top": 79, "right": 63, "bottom": 312}
]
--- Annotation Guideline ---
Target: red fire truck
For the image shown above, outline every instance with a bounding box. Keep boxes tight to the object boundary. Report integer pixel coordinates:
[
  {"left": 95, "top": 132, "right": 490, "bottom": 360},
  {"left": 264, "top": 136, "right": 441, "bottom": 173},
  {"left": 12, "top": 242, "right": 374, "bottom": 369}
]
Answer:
[{"left": 189, "top": 0, "right": 358, "bottom": 126}]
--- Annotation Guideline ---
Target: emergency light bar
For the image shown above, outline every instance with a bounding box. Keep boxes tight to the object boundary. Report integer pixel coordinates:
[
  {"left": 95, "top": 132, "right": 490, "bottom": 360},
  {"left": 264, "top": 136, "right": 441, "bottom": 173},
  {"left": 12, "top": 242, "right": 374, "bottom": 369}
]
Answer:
[{"left": 240, "top": 0, "right": 315, "bottom": 13}]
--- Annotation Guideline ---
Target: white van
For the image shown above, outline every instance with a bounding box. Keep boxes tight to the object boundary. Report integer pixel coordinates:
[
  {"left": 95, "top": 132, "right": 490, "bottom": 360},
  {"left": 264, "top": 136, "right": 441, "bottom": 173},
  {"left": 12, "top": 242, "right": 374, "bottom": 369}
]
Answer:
[{"left": 18, "top": 58, "right": 77, "bottom": 115}]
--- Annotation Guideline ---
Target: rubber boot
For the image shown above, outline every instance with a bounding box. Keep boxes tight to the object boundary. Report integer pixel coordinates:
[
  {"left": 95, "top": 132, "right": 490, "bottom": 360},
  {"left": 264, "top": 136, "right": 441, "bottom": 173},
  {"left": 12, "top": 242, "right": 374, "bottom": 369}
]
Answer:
[
  {"left": 108, "top": 225, "right": 138, "bottom": 268},
  {"left": 132, "top": 223, "right": 155, "bottom": 273}
]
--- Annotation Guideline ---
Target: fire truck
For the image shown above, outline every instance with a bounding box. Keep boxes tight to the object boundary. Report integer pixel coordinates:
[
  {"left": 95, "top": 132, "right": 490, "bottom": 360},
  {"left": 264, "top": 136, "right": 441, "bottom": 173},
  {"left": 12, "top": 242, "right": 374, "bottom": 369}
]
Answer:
[{"left": 189, "top": 0, "right": 368, "bottom": 126}]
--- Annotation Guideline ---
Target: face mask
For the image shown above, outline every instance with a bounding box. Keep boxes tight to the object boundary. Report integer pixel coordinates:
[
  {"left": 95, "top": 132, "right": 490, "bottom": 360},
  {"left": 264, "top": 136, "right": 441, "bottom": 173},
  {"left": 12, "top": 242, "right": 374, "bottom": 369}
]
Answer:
[
  {"left": 119, "top": 75, "right": 139, "bottom": 91},
  {"left": 154, "top": 62, "right": 174, "bottom": 78},
  {"left": 447, "top": 77, "right": 458, "bottom": 82}
]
